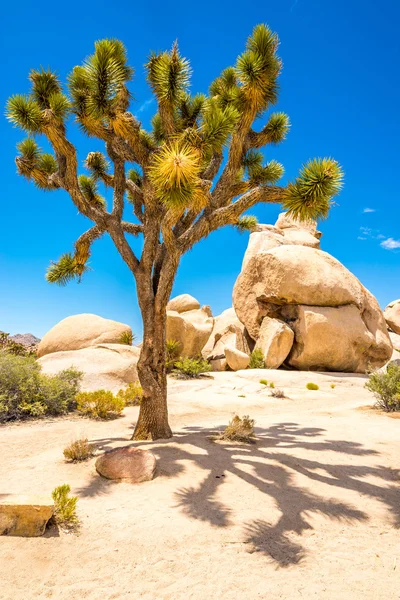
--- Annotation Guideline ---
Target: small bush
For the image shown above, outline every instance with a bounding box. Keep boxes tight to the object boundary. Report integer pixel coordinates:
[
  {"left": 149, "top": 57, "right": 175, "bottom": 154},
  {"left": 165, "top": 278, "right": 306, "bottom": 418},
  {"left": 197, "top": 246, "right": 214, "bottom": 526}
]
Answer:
[
  {"left": 76, "top": 390, "right": 125, "bottom": 419},
  {"left": 166, "top": 339, "right": 181, "bottom": 372},
  {"left": 63, "top": 438, "right": 95, "bottom": 462},
  {"left": 306, "top": 382, "right": 319, "bottom": 390},
  {"left": 270, "top": 388, "right": 285, "bottom": 398},
  {"left": 0, "top": 332, "right": 29, "bottom": 356},
  {"left": 238, "top": 394, "right": 246, "bottom": 398},
  {"left": 117, "top": 381, "right": 143, "bottom": 406},
  {"left": 365, "top": 364, "right": 400, "bottom": 412},
  {"left": 269, "top": 382, "right": 275, "bottom": 388},
  {"left": 330, "top": 384, "right": 336, "bottom": 389},
  {"left": 219, "top": 415, "right": 255, "bottom": 443},
  {"left": 249, "top": 349, "right": 264, "bottom": 369},
  {"left": 172, "top": 357, "right": 211, "bottom": 379},
  {"left": 52, "top": 484, "right": 79, "bottom": 528},
  {"left": 259, "top": 379, "right": 268, "bottom": 386},
  {"left": 119, "top": 330, "right": 135, "bottom": 346},
  {"left": 0, "top": 353, "right": 81, "bottom": 422}
]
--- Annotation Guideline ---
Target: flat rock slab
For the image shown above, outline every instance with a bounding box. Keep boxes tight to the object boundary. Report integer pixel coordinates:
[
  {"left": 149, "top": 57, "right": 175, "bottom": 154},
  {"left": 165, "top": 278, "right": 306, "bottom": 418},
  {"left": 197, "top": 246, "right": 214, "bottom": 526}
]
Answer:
[
  {"left": 0, "top": 495, "right": 54, "bottom": 537},
  {"left": 95, "top": 447, "right": 157, "bottom": 483}
]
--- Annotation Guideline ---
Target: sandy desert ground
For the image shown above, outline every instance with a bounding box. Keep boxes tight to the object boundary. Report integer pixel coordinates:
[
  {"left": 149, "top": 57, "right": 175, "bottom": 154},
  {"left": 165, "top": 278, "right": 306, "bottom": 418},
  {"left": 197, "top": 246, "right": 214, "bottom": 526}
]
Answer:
[{"left": 0, "top": 369, "right": 399, "bottom": 600}]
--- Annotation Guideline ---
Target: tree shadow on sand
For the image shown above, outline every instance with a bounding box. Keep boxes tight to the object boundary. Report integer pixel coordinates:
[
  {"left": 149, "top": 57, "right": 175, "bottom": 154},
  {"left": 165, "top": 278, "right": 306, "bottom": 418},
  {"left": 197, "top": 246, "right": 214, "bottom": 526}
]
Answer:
[
  {"left": 146, "top": 423, "right": 400, "bottom": 566},
  {"left": 77, "top": 422, "right": 400, "bottom": 566}
]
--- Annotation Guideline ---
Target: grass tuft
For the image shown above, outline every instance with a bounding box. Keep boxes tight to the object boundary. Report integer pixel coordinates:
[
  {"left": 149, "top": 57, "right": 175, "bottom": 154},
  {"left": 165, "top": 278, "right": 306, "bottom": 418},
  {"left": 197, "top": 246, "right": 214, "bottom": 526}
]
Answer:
[
  {"left": 306, "top": 382, "right": 319, "bottom": 391},
  {"left": 218, "top": 415, "right": 255, "bottom": 443},
  {"left": 52, "top": 484, "right": 79, "bottom": 529},
  {"left": 63, "top": 438, "right": 95, "bottom": 462}
]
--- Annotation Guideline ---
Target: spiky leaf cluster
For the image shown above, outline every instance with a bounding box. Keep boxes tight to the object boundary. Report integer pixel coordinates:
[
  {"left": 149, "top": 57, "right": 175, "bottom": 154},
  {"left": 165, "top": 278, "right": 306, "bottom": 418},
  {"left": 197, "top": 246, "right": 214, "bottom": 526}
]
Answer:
[
  {"left": 283, "top": 158, "right": 344, "bottom": 221},
  {"left": 46, "top": 253, "right": 90, "bottom": 285},
  {"left": 15, "top": 138, "right": 58, "bottom": 189}
]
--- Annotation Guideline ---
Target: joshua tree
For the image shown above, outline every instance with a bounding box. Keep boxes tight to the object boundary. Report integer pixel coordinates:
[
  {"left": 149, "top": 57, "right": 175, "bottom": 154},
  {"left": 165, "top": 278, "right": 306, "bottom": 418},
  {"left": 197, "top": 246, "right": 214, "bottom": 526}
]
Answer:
[{"left": 7, "top": 25, "right": 343, "bottom": 440}]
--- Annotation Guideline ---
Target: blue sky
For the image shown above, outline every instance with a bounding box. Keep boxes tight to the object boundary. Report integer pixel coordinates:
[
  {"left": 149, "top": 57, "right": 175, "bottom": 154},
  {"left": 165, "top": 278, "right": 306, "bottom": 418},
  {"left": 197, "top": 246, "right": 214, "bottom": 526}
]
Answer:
[{"left": 1, "top": 0, "right": 399, "bottom": 338}]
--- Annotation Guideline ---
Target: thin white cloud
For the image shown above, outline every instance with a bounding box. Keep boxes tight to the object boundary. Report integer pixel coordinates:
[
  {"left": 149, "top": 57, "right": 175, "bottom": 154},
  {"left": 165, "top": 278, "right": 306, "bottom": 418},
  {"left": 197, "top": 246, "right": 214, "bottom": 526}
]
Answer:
[
  {"left": 363, "top": 208, "right": 376, "bottom": 213},
  {"left": 357, "top": 236, "right": 367, "bottom": 240},
  {"left": 136, "top": 98, "right": 154, "bottom": 114},
  {"left": 290, "top": 0, "right": 300, "bottom": 11},
  {"left": 380, "top": 238, "right": 400, "bottom": 250}
]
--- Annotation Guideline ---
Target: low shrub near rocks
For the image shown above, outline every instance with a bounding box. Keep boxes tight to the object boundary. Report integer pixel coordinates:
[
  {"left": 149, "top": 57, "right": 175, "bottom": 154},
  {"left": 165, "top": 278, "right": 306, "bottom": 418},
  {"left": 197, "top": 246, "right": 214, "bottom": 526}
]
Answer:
[
  {"left": 259, "top": 379, "right": 268, "bottom": 386},
  {"left": 0, "top": 353, "right": 81, "bottom": 422},
  {"left": 52, "top": 484, "right": 79, "bottom": 528},
  {"left": 172, "top": 357, "right": 211, "bottom": 379},
  {"left": 365, "top": 363, "right": 400, "bottom": 412},
  {"left": 306, "top": 382, "right": 319, "bottom": 391},
  {"left": 63, "top": 438, "right": 96, "bottom": 462},
  {"left": 76, "top": 390, "right": 125, "bottom": 419},
  {"left": 249, "top": 349, "right": 265, "bottom": 369},
  {"left": 117, "top": 381, "right": 143, "bottom": 406},
  {"left": 166, "top": 339, "right": 181, "bottom": 372},
  {"left": 219, "top": 415, "right": 256, "bottom": 443},
  {"left": 119, "top": 331, "right": 135, "bottom": 346}
]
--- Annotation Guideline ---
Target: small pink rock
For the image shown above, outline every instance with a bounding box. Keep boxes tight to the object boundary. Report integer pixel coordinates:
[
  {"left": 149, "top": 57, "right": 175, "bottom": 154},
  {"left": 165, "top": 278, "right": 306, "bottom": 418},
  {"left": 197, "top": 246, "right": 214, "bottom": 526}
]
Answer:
[{"left": 95, "top": 447, "right": 156, "bottom": 483}]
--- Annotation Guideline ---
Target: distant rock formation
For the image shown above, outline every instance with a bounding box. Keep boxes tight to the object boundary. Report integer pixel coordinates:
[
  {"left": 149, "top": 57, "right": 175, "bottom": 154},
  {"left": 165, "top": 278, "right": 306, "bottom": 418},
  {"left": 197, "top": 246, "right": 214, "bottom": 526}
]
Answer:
[{"left": 9, "top": 333, "right": 41, "bottom": 348}]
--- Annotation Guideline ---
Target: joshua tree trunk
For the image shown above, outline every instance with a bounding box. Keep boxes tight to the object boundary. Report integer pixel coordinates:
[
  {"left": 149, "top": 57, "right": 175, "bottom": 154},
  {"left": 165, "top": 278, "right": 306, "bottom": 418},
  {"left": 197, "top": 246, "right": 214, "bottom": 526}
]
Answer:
[{"left": 132, "top": 282, "right": 173, "bottom": 440}]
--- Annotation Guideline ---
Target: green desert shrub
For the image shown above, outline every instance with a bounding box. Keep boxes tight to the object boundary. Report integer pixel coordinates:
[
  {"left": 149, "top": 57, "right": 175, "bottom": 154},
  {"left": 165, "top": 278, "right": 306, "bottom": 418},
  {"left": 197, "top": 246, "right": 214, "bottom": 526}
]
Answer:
[
  {"left": 269, "top": 382, "right": 275, "bottom": 388},
  {"left": 52, "top": 484, "right": 79, "bottom": 528},
  {"left": 0, "top": 353, "right": 81, "bottom": 422},
  {"left": 259, "top": 379, "right": 268, "bottom": 386},
  {"left": 249, "top": 349, "right": 264, "bottom": 369},
  {"left": 119, "top": 330, "right": 135, "bottom": 345},
  {"left": 306, "top": 382, "right": 319, "bottom": 391},
  {"left": 117, "top": 381, "right": 143, "bottom": 406},
  {"left": 219, "top": 415, "right": 256, "bottom": 443},
  {"left": 76, "top": 390, "right": 125, "bottom": 419},
  {"left": 166, "top": 339, "right": 181, "bottom": 372},
  {"left": 172, "top": 357, "right": 211, "bottom": 379},
  {"left": 365, "top": 363, "right": 400, "bottom": 412},
  {"left": 330, "top": 383, "right": 336, "bottom": 389},
  {"left": 0, "top": 332, "right": 28, "bottom": 356},
  {"left": 63, "top": 438, "right": 96, "bottom": 462}
]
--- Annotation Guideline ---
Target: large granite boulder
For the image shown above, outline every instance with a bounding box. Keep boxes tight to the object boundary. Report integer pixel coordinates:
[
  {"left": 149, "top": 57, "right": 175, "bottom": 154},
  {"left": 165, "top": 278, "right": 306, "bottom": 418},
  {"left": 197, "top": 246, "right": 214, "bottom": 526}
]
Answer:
[
  {"left": 166, "top": 306, "right": 214, "bottom": 358},
  {"left": 167, "top": 294, "right": 200, "bottom": 313},
  {"left": 224, "top": 347, "right": 250, "bottom": 371},
  {"left": 384, "top": 300, "right": 400, "bottom": 334},
  {"left": 38, "top": 343, "right": 140, "bottom": 393},
  {"left": 233, "top": 241, "right": 392, "bottom": 373},
  {"left": 37, "top": 314, "right": 132, "bottom": 358}
]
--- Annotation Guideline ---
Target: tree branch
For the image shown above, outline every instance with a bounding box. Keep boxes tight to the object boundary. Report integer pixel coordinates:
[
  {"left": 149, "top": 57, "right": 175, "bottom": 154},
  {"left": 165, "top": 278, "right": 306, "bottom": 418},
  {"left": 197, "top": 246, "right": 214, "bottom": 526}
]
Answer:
[{"left": 178, "top": 185, "right": 284, "bottom": 254}]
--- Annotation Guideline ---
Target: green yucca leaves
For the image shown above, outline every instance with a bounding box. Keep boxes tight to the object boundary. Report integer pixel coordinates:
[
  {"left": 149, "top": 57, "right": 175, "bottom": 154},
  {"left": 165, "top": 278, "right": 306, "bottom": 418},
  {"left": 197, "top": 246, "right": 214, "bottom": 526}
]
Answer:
[
  {"left": 201, "top": 102, "right": 240, "bottom": 151},
  {"left": 6, "top": 95, "right": 43, "bottom": 133},
  {"left": 261, "top": 112, "right": 290, "bottom": 144},
  {"left": 17, "top": 138, "right": 40, "bottom": 162},
  {"left": 147, "top": 44, "right": 190, "bottom": 106},
  {"left": 29, "top": 68, "right": 62, "bottom": 109},
  {"left": 237, "top": 215, "right": 258, "bottom": 233},
  {"left": 38, "top": 154, "right": 58, "bottom": 174},
  {"left": 127, "top": 168, "right": 142, "bottom": 187},
  {"left": 84, "top": 152, "right": 110, "bottom": 181},
  {"left": 283, "top": 158, "right": 344, "bottom": 221},
  {"left": 78, "top": 175, "right": 106, "bottom": 207},
  {"left": 47, "top": 253, "right": 90, "bottom": 285}
]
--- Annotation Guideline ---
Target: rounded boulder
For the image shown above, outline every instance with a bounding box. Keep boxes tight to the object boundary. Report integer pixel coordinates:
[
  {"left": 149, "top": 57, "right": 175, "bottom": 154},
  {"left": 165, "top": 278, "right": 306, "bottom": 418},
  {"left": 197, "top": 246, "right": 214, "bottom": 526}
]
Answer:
[{"left": 96, "top": 447, "right": 157, "bottom": 483}]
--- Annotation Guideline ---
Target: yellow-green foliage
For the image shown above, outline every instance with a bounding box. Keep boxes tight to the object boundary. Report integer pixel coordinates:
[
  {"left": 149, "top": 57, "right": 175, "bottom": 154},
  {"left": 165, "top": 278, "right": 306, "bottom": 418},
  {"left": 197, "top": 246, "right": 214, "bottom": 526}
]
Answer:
[
  {"left": 166, "top": 339, "right": 181, "bottom": 371},
  {"left": 172, "top": 357, "right": 211, "bottom": 379},
  {"left": 0, "top": 353, "right": 81, "bottom": 422},
  {"left": 63, "top": 438, "right": 95, "bottom": 462},
  {"left": 76, "top": 390, "right": 125, "bottom": 419},
  {"left": 269, "top": 382, "right": 275, "bottom": 388},
  {"left": 117, "top": 381, "right": 143, "bottom": 406},
  {"left": 52, "top": 484, "right": 79, "bottom": 527},
  {"left": 330, "top": 384, "right": 336, "bottom": 389},
  {"left": 119, "top": 330, "right": 135, "bottom": 345},
  {"left": 259, "top": 379, "right": 268, "bottom": 386},
  {"left": 219, "top": 415, "right": 255, "bottom": 443},
  {"left": 249, "top": 349, "right": 264, "bottom": 369},
  {"left": 306, "top": 382, "right": 319, "bottom": 391},
  {"left": 365, "top": 364, "right": 400, "bottom": 412}
]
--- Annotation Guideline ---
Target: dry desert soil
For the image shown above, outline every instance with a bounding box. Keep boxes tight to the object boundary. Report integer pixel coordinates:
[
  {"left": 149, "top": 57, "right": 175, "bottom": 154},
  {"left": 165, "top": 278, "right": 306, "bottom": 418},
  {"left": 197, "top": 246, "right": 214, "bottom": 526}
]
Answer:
[{"left": 0, "top": 369, "right": 399, "bottom": 600}]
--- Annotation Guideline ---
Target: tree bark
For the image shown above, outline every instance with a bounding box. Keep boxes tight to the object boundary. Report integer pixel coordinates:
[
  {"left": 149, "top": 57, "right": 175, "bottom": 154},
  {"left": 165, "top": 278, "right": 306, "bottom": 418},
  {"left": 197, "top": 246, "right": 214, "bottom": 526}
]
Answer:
[{"left": 132, "top": 299, "right": 172, "bottom": 441}]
